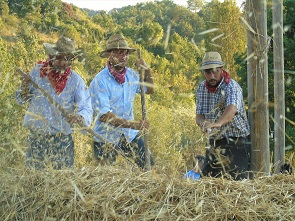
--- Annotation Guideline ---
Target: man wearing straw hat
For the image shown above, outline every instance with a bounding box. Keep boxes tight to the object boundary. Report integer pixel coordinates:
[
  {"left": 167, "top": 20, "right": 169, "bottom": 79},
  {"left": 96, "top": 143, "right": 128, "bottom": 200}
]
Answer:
[
  {"left": 16, "top": 35, "right": 92, "bottom": 170},
  {"left": 195, "top": 52, "right": 251, "bottom": 180},
  {"left": 89, "top": 33, "right": 154, "bottom": 169}
]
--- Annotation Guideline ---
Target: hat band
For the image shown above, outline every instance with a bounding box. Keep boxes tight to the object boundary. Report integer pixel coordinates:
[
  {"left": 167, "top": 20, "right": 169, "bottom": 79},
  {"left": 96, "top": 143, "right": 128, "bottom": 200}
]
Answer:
[
  {"left": 108, "top": 37, "right": 125, "bottom": 44},
  {"left": 202, "top": 61, "right": 224, "bottom": 67}
]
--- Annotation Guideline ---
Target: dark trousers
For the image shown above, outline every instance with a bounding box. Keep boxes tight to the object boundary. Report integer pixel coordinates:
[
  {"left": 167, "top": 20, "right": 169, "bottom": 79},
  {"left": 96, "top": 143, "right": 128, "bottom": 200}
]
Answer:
[
  {"left": 201, "top": 136, "right": 251, "bottom": 180},
  {"left": 93, "top": 133, "right": 154, "bottom": 169},
  {"left": 26, "top": 133, "right": 74, "bottom": 170}
]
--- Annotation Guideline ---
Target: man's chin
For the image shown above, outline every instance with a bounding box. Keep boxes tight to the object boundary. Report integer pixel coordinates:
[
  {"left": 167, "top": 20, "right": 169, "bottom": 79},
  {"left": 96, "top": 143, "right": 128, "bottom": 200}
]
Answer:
[
  {"left": 208, "top": 82, "right": 218, "bottom": 87},
  {"left": 53, "top": 68, "right": 67, "bottom": 73},
  {"left": 114, "top": 62, "right": 126, "bottom": 68}
]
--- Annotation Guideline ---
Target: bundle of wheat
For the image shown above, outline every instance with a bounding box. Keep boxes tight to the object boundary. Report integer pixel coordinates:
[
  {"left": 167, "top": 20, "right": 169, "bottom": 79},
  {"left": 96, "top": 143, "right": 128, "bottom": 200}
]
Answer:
[{"left": 1, "top": 165, "right": 294, "bottom": 221}]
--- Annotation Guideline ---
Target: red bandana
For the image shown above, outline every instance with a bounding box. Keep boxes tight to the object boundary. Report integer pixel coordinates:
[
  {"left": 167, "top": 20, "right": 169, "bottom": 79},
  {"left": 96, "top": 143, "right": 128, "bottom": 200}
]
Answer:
[
  {"left": 107, "top": 62, "right": 127, "bottom": 84},
  {"left": 39, "top": 60, "right": 71, "bottom": 94},
  {"left": 205, "top": 70, "right": 230, "bottom": 93}
]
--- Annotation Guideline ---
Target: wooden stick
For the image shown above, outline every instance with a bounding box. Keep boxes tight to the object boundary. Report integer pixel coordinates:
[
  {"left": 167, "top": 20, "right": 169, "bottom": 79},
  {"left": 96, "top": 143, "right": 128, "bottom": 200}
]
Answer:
[
  {"left": 16, "top": 68, "right": 137, "bottom": 167},
  {"left": 136, "top": 49, "right": 151, "bottom": 171}
]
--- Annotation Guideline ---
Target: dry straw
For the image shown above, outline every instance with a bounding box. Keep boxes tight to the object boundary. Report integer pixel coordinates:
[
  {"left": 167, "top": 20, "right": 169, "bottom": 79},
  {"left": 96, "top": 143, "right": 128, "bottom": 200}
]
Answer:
[{"left": 1, "top": 165, "right": 294, "bottom": 221}]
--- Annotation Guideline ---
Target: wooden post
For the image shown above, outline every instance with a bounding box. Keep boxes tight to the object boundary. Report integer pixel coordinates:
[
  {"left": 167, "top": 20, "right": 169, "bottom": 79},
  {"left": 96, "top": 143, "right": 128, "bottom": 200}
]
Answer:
[
  {"left": 137, "top": 49, "right": 151, "bottom": 171},
  {"left": 272, "top": 0, "right": 285, "bottom": 173},
  {"left": 246, "top": 0, "right": 270, "bottom": 176}
]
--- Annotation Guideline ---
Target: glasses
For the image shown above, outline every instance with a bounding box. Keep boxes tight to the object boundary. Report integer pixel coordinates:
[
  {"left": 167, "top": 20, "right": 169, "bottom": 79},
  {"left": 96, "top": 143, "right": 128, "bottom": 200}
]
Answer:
[{"left": 111, "top": 49, "right": 129, "bottom": 56}]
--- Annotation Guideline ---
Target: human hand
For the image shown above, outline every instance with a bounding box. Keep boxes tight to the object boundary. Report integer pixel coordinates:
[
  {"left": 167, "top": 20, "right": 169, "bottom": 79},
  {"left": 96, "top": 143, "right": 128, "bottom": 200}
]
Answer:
[
  {"left": 17, "top": 68, "right": 31, "bottom": 88},
  {"left": 132, "top": 120, "right": 149, "bottom": 130},
  {"left": 202, "top": 121, "right": 221, "bottom": 135},
  {"left": 135, "top": 58, "right": 149, "bottom": 71},
  {"left": 68, "top": 114, "right": 84, "bottom": 125}
]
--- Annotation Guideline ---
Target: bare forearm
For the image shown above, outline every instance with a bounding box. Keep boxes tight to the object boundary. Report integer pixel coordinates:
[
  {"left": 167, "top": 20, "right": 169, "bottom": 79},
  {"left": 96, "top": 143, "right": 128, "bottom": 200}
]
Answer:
[
  {"left": 100, "top": 112, "right": 144, "bottom": 130},
  {"left": 215, "top": 104, "right": 237, "bottom": 126},
  {"left": 196, "top": 105, "right": 237, "bottom": 132}
]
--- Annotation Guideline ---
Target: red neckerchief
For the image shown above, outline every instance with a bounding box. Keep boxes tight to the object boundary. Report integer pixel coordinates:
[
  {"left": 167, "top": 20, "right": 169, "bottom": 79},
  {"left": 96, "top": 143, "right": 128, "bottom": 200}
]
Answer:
[
  {"left": 205, "top": 70, "right": 230, "bottom": 93},
  {"left": 107, "top": 62, "right": 127, "bottom": 84},
  {"left": 39, "top": 60, "right": 71, "bottom": 94}
]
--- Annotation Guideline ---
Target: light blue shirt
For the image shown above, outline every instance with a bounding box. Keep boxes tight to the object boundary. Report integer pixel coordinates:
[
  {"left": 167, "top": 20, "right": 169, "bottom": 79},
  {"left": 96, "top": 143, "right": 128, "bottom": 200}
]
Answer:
[
  {"left": 89, "top": 66, "right": 143, "bottom": 144},
  {"left": 16, "top": 64, "right": 92, "bottom": 135}
]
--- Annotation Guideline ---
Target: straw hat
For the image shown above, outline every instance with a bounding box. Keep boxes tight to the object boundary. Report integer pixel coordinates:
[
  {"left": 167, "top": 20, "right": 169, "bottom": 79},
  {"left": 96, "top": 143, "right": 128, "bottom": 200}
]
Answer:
[
  {"left": 43, "top": 36, "right": 80, "bottom": 56},
  {"left": 100, "top": 34, "right": 136, "bottom": 58},
  {"left": 198, "top": 52, "right": 225, "bottom": 70}
]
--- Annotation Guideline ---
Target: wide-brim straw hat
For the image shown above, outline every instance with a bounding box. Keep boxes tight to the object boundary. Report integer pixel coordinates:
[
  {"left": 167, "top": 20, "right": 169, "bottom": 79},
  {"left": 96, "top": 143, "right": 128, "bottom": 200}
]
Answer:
[
  {"left": 100, "top": 34, "right": 136, "bottom": 58},
  {"left": 43, "top": 36, "right": 81, "bottom": 57},
  {"left": 198, "top": 52, "right": 225, "bottom": 70}
]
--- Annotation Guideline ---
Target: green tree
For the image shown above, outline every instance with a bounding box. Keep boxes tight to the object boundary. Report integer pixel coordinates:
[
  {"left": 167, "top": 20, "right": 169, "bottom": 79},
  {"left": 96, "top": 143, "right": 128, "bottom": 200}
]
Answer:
[
  {"left": 7, "top": 0, "right": 34, "bottom": 17},
  {"left": 187, "top": 0, "right": 204, "bottom": 12},
  {"left": 198, "top": 0, "right": 246, "bottom": 78}
]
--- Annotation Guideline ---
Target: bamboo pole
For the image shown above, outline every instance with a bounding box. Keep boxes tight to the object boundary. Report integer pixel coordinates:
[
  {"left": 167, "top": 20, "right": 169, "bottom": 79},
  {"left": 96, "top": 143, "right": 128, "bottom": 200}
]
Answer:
[{"left": 136, "top": 49, "right": 151, "bottom": 171}]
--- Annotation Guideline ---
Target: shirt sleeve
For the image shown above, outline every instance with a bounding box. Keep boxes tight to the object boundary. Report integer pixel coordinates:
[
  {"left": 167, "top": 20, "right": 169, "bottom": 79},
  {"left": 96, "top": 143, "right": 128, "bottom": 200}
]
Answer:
[
  {"left": 75, "top": 79, "right": 93, "bottom": 127},
  {"left": 15, "top": 68, "right": 37, "bottom": 105},
  {"left": 226, "top": 81, "right": 243, "bottom": 111},
  {"left": 195, "top": 84, "right": 204, "bottom": 114},
  {"left": 131, "top": 69, "right": 147, "bottom": 94}
]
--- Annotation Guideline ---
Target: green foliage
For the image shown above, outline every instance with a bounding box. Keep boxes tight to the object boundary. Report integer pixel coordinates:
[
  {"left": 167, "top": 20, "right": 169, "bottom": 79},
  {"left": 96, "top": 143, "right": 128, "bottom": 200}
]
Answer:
[
  {"left": 187, "top": 0, "right": 204, "bottom": 12},
  {"left": 198, "top": 0, "right": 246, "bottom": 78}
]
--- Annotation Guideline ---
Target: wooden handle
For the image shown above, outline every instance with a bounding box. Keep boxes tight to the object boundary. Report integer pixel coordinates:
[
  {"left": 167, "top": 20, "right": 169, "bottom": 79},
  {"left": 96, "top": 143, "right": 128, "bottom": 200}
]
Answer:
[{"left": 136, "top": 51, "right": 151, "bottom": 171}]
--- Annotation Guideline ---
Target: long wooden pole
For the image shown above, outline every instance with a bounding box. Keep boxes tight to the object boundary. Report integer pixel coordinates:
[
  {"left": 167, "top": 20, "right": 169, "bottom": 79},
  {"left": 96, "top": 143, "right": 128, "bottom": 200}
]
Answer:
[
  {"left": 272, "top": 0, "right": 285, "bottom": 174},
  {"left": 246, "top": 0, "right": 270, "bottom": 175},
  {"left": 16, "top": 68, "right": 137, "bottom": 167},
  {"left": 136, "top": 49, "right": 151, "bottom": 171}
]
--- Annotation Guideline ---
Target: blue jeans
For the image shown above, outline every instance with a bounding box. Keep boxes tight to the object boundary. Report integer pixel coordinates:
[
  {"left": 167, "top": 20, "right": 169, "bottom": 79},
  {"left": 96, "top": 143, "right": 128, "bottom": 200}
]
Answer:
[
  {"left": 201, "top": 136, "right": 251, "bottom": 180},
  {"left": 93, "top": 133, "right": 154, "bottom": 169},
  {"left": 26, "top": 133, "right": 74, "bottom": 170}
]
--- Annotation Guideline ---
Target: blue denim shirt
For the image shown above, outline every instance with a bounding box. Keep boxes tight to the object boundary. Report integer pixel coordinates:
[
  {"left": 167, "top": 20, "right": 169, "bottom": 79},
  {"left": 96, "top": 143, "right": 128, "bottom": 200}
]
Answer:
[
  {"left": 16, "top": 64, "right": 93, "bottom": 135},
  {"left": 89, "top": 66, "right": 144, "bottom": 144}
]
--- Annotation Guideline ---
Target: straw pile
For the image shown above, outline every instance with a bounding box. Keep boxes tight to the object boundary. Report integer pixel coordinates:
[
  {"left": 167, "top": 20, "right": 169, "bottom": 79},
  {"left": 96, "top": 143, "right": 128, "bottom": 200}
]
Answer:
[{"left": 1, "top": 166, "right": 294, "bottom": 221}]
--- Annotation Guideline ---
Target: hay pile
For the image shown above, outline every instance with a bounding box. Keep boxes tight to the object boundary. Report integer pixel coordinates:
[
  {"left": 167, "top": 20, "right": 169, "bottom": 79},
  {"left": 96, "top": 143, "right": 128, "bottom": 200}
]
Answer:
[{"left": 1, "top": 166, "right": 294, "bottom": 221}]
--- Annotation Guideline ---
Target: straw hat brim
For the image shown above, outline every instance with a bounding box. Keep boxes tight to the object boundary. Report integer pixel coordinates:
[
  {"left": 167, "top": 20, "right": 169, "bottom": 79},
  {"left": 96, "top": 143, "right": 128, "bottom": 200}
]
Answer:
[
  {"left": 100, "top": 47, "right": 136, "bottom": 58},
  {"left": 198, "top": 62, "right": 225, "bottom": 70},
  {"left": 43, "top": 43, "right": 81, "bottom": 56}
]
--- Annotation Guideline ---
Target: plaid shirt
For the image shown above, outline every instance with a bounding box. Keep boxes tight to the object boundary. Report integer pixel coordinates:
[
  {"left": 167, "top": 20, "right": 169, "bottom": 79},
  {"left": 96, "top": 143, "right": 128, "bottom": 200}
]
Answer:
[{"left": 196, "top": 78, "right": 250, "bottom": 140}]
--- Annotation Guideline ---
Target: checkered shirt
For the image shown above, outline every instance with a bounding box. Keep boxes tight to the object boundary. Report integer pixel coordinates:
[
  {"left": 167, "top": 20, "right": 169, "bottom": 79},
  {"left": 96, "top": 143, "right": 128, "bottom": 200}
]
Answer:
[{"left": 196, "top": 79, "right": 250, "bottom": 140}]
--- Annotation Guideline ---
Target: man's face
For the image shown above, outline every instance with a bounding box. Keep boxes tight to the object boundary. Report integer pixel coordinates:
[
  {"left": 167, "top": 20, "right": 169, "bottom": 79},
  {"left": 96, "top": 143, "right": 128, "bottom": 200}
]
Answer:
[
  {"left": 50, "top": 54, "right": 73, "bottom": 73},
  {"left": 108, "top": 49, "right": 129, "bottom": 70},
  {"left": 203, "top": 67, "right": 223, "bottom": 87}
]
